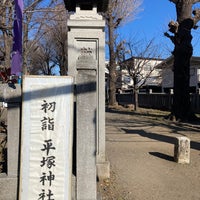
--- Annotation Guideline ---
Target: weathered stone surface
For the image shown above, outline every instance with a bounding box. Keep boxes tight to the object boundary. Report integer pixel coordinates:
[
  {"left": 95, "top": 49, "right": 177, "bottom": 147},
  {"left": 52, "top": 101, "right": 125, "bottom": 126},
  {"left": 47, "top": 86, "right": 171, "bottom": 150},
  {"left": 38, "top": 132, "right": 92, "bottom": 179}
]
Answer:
[
  {"left": 0, "top": 175, "right": 18, "bottom": 200},
  {"left": 0, "top": 84, "right": 21, "bottom": 103},
  {"left": 0, "top": 85, "right": 21, "bottom": 200},
  {"left": 68, "top": 4, "right": 110, "bottom": 199},
  {"left": 174, "top": 136, "right": 190, "bottom": 164},
  {"left": 68, "top": 1, "right": 109, "bottom": 171},
  {"left": 7, "top": 104, "right": 20, "bottom": 177},
  {"left": 76, "top": 71, "right": 97, "bottom": 200},
  {"left": 76, "top": 55, "right": 97, "bottom": 70},
  {"left": 97, "top": 161, "right": 110, "bottom": 181}
]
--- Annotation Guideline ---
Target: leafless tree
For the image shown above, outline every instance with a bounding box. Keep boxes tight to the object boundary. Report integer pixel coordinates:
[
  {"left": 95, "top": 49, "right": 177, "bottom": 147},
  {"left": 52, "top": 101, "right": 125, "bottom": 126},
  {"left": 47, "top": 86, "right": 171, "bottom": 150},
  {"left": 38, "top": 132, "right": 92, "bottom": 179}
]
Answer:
[
  {"left": 104, "top": 0, "right": 143, "bottom": 106},
  {"left": 24, "top": 1, "right": 68, "bottom": 75},
  {"left": 164, "top": 0, "right": 200, "bottom": 121},
  {"left": 27, "top": 39, "right": 55, "bottom": 75},
  {"left": 23, "top": 0, "right": 59, "bottom": 75},
  {"left": 40, "top": 4, "right": 68, "bottom": 75},
  {"left": 0, "top": 0, "right": 68, "bottom": 77},
  {"left": 0, "top": 0, "right": 14, "bottom": 73},
  {"left": 118, "top": 38, "right": 162, "bottom": 110}
]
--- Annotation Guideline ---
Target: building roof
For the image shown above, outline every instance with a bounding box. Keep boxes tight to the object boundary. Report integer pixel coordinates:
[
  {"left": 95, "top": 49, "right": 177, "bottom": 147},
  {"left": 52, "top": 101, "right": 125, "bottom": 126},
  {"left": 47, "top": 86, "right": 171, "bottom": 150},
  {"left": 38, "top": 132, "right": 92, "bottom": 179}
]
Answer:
[
  {"left": 157, "top": 56, "right": 200, "bottom": 69},
  {"left": 124, "top": 56, "right": 163, "bottom": 62},
  {"left": 63, "top": 0, "right": 109, "bottom": 12}
]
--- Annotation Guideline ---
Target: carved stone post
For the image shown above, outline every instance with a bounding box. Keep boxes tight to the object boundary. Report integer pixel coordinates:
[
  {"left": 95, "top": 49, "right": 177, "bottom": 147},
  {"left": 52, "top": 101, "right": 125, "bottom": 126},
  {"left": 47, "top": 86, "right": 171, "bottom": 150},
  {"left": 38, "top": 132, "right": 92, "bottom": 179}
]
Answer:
[{"left": 65, "top": 0, "right": 109, "bottom": 199}]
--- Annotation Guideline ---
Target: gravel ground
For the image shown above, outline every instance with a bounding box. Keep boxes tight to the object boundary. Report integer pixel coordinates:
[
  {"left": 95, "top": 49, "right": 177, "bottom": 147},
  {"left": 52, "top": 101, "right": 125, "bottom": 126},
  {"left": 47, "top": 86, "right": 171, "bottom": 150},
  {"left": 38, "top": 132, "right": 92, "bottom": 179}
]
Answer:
[{"left": 98, "top": 106, "right": 200, "bottom": 200}]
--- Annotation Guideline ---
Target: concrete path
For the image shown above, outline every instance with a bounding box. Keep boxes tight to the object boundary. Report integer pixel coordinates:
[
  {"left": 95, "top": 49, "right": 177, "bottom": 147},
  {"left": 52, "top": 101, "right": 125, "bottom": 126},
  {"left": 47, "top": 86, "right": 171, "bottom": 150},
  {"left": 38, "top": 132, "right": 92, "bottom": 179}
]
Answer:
[{"left": 100, "top": 107, "right": 200, "bottom": 200}]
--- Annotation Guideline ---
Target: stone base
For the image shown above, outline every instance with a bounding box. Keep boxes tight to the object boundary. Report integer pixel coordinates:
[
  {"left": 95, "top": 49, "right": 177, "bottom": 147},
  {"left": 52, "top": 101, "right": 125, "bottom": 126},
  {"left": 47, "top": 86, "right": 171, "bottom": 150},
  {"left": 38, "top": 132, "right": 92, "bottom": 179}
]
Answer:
[
  {"left": 97, "top": 161, "right": 110, "bottom": 181},
  {"left": 0, "top": 174, "right": 18, "bottom": 200},
  {"left": 174, "top": 136, "right": 190, "bottom": 164}
]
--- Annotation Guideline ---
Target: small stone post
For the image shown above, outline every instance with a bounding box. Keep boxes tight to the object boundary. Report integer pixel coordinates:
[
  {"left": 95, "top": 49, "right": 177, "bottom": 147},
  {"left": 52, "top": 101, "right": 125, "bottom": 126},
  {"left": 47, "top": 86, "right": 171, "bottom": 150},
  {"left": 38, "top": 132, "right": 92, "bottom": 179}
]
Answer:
[{"left": 174, "top": 136, "right": 190, "bottom": 164}]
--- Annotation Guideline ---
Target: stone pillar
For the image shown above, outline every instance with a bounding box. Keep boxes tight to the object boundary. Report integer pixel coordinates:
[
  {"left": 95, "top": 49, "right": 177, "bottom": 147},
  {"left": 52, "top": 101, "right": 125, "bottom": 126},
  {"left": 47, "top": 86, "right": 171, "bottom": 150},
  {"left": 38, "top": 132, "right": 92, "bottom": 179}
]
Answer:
[
  {"left": 67, "top": 4, "right": 110, "bottom": 199},
  {"left": 7, "top": 103, "right": 20, "bottom": 177},
  {"left": 0, "top": 84, "right": 21, "bottom": 200},
  {"left": 174, "top": 136, "right": 190, "bottom": 164},
  {"left": 76, "top": 56, "right": 97, "bottom": 199}
]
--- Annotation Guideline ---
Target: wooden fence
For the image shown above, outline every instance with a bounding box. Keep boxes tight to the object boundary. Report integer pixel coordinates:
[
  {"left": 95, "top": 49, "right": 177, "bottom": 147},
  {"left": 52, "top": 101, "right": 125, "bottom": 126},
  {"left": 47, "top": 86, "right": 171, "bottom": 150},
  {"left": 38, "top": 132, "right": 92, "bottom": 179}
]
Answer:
[{"left": 116, "top": 93, "right": 200, "bottom": 114}]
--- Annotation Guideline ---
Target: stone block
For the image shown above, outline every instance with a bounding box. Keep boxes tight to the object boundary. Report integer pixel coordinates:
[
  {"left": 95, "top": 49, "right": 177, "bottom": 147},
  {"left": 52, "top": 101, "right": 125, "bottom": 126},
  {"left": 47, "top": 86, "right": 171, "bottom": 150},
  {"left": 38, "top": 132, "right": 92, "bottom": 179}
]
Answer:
[
  {"left": 174, "top": 136, "right": 190, "bottom": 164},
  {"left": 0, "top": 174, "right": 18, "bottom": 200},
  {"left": 0, "top": 84, "right": 21, "bottom": 103},
  {"left": 7, "top": 105, "right": 20, "bottom": 177},
  {"left": 97, "top": 161, "right": 110, "bottom": 181}
]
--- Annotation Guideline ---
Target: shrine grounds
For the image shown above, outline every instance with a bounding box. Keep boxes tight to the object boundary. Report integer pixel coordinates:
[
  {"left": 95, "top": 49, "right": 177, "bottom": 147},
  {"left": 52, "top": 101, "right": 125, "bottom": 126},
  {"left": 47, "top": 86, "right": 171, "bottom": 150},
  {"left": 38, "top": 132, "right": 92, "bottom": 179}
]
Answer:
[
  {"left": 1, "top": 105, "right": 200, "bottom": 199},
  {"left": 98, "top": 106, "right": 200, "bottom": 200}
]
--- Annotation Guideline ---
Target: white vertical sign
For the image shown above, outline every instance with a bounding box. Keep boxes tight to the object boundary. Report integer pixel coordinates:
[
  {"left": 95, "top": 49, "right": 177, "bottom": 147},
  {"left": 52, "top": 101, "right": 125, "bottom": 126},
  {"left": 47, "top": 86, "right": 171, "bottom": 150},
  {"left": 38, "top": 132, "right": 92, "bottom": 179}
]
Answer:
[{"left": 19, "top": 76, "right": 74, "bottom": 200}]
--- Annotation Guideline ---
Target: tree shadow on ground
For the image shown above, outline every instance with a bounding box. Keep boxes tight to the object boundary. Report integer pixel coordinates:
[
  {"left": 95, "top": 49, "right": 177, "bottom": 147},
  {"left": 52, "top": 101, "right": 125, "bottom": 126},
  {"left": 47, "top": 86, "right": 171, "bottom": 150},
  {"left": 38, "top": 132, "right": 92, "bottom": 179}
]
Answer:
[
  {"left": 106, "top": 107, "right": 134, "bottom": 116},
  {"left": 122, "top": 128, "right": 200, "bottom": 151},
  {"left": 108, "top": 105, "right": 200, "bottom": 119},
  {"left": 106, "top": 106, "right": 169, "bottom": 119},
  {"left": 106, "top": 106, "right": 200, "bottom": 134}
]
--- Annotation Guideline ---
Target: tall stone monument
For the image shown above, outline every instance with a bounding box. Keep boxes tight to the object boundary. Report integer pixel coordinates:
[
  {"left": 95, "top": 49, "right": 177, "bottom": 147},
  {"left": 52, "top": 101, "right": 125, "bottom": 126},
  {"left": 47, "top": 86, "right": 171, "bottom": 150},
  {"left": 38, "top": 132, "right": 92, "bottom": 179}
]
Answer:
[{"left": 64, "top": 0, "right": 109, "bottom": 199}]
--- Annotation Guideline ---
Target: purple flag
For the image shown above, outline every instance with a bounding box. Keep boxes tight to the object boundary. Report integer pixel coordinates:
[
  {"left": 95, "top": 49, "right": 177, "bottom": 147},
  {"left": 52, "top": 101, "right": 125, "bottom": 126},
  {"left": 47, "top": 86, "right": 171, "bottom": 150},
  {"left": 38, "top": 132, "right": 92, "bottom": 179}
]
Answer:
[{"left": 11, "top": 0, "right": 23, "bottom": 76}]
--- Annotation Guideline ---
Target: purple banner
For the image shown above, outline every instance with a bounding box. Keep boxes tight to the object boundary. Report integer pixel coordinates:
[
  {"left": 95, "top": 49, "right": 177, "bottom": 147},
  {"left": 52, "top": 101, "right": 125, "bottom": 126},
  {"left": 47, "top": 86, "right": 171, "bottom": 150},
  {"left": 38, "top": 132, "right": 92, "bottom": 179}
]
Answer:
[{"left": 11, "top": 0, "right": 23, "bottom": 76}]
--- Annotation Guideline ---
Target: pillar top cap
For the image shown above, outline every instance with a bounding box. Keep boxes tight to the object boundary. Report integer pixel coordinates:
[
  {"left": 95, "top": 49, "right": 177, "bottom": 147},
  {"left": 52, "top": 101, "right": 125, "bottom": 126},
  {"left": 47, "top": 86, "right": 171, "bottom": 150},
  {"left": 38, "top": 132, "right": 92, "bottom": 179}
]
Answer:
[{"left": 64, "top": 0, "right": 108, "bottom": 12}]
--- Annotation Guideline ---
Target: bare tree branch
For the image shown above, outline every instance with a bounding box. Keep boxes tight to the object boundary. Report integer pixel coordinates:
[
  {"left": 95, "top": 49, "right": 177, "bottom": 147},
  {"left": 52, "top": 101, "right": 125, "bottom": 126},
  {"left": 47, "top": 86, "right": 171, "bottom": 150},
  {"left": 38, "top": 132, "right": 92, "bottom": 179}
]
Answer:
[
  {"left": 164, "top": 32, "right": 176, "bottom": 44},
  {"left": 24, "top": 0, "right": 43, "bottom": 12},
  {"left": 169, "top": 0, "right": 178, "bottom": 4},
  {"left": 105, "top": 0, "right": 143, "bottom": 105},
  {"left": 0, "top": 0, "right": 14, "bottom": 69},
  {"left": 115, "top": 37, "right": 162, "bottom": 110},
  {"left": 193, "top": 0, "right": 200, "bottom": 3},
  {"left": 192, "top": 9, "right": 200, "bottom": 26},
  {"left": 27, "top": 3, "right": 68, "bottom": 75}
]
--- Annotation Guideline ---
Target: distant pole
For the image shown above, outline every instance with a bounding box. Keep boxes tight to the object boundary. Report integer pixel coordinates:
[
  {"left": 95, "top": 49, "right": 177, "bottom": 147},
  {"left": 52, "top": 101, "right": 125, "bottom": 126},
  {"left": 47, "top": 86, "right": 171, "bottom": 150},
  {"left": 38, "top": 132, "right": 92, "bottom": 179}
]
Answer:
[{"left": 11, "top": 0, "right": 23, "bottom": 76}]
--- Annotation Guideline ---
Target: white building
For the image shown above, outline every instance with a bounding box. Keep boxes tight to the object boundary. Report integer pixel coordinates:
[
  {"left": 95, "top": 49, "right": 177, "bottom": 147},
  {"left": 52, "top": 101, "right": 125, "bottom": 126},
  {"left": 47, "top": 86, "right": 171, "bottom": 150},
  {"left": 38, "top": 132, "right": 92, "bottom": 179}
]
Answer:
[
  {"left": 119, "top": 57, "right": 163, "bottom": 93},
  {"left": 158, "top": 56, "right": 200, "bottom": 93}
]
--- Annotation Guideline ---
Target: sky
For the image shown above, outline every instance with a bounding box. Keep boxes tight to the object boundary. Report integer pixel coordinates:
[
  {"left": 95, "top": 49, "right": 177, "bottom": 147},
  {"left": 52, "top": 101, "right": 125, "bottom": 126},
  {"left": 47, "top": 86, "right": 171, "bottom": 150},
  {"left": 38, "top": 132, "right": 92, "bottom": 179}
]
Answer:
[{"left": 116, "top": 0, "right": 200, "bottom": 59}]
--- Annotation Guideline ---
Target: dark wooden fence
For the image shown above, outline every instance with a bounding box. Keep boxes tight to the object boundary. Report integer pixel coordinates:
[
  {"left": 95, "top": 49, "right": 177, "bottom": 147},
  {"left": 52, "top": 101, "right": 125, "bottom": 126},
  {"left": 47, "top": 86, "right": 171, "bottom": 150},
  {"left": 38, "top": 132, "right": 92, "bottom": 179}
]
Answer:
[{"left": 116, "top": 93, "right": 200, "bottom": 114}]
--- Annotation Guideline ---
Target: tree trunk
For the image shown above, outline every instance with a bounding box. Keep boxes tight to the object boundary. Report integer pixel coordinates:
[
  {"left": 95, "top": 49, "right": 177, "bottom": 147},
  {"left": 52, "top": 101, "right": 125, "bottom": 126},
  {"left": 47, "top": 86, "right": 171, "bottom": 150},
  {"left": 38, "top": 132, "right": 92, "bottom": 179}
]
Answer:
[
  {"left": 2, "top": 5, "right": 13, "bottom": 71},
  {"left": 134, "top": 88, "right": 138, "bottom": 111},
  {"left": 23, "top": 19, "right": 28, "bottom": 75},
  {"left": 133, "top": 76, "right": 138, "bottom": 111},
  {"left": 59, "top": 44, "right": 68, "bottom": 75},
  {"left": 166, "top": 1, "right": 199, "bottom": 121},
  {"left": 108, "top": 17, "right": 117, "bottom": 106},
  {"left": 3, "top": 32, "right": 12, "bottom": 70},
  {"left": 172, "top": 16, "right": 196, "bottom": 121},
  {"left": 172, "top": 25, "right": 192, "bottom": 120}
]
